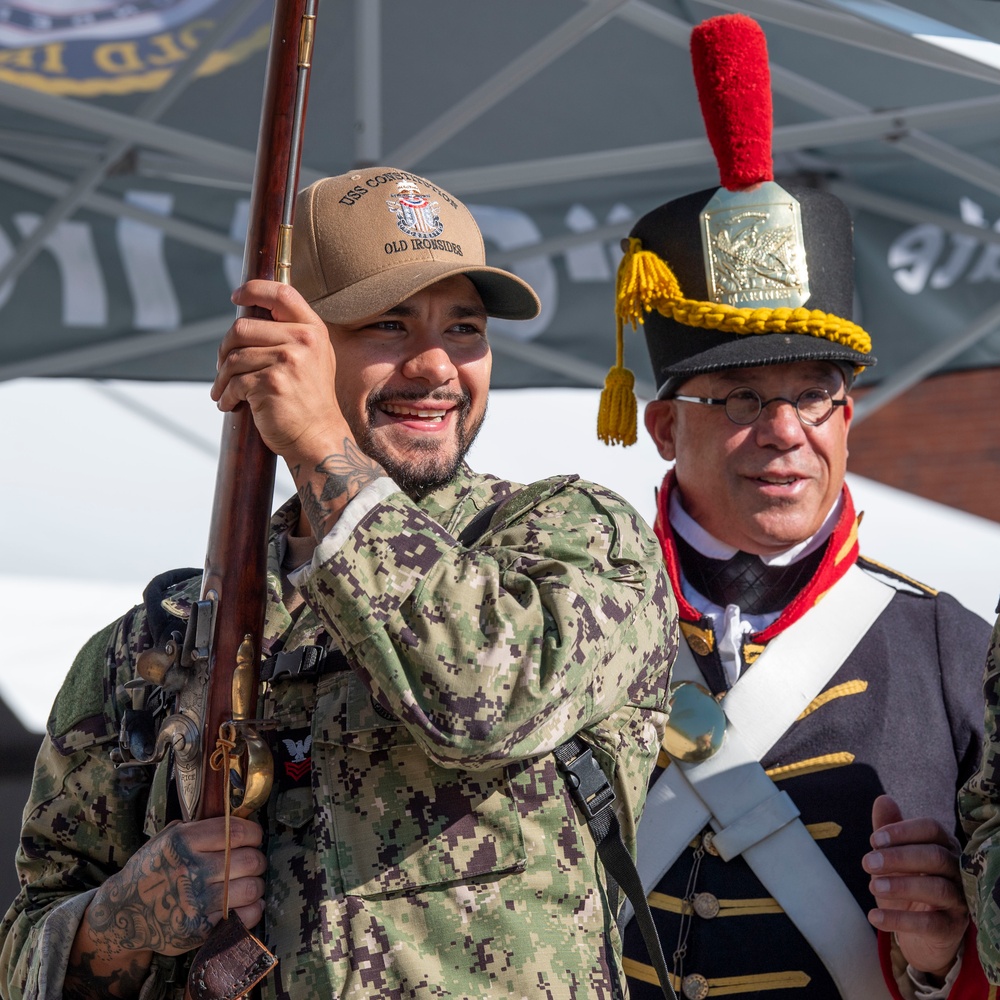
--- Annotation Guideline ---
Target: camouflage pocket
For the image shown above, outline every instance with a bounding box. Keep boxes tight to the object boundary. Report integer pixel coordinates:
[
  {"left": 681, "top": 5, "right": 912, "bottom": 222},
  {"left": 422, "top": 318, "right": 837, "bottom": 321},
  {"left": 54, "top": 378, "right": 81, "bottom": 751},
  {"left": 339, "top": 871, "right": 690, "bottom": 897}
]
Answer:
[{"left": 311, "top": 672, "right": 527, "bottom": 897}]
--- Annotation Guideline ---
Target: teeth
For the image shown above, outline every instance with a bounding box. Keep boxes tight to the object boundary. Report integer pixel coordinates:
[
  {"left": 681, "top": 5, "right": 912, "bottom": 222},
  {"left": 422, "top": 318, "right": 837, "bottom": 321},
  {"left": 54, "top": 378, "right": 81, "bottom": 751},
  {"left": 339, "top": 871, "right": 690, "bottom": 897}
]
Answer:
[{"left": 383, "top": 403, "right": 446, "bottom": 420}]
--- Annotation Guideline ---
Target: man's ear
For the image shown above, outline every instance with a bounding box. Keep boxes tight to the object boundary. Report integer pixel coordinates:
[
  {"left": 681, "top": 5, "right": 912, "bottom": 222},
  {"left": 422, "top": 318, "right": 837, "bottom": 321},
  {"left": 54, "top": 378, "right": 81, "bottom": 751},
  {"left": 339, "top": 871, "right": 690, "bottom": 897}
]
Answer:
[{"left": 644, "top": 399, "right": 678, "bottom": 462}]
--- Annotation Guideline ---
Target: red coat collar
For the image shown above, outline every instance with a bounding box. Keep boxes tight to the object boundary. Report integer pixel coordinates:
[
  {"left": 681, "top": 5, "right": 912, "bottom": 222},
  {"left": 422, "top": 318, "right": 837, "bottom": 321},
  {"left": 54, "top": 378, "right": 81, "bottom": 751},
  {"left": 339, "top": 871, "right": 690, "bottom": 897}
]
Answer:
[{"left": 653, "top": 470, "right": 861, "bottom": 644}]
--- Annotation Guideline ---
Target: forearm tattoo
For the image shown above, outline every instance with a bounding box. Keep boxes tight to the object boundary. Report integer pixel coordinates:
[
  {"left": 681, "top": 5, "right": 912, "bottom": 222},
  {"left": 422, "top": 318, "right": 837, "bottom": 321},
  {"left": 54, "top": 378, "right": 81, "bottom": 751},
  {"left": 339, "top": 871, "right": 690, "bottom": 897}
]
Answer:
[{"left": 298, "top": 438, "right": 384, "bottom": 537}]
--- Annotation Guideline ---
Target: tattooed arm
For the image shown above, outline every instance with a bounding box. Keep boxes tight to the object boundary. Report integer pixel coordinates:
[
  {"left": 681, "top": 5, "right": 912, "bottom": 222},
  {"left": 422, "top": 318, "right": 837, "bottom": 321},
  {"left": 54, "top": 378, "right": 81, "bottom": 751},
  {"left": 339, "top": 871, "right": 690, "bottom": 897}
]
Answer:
[
  {"left": 65, "top": 819, "right": 266, "bottom": 1000},
  {"left": 293, "top": 441, "right": 385, "bottom": 540}
]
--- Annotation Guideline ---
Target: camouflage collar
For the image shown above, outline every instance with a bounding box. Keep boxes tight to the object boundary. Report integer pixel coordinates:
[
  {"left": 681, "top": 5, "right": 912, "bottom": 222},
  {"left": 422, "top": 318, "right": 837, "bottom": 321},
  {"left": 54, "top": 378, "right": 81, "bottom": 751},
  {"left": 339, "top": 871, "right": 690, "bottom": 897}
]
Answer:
[{"left": 157, "top": 470, "right": 500, "bottom": 653}]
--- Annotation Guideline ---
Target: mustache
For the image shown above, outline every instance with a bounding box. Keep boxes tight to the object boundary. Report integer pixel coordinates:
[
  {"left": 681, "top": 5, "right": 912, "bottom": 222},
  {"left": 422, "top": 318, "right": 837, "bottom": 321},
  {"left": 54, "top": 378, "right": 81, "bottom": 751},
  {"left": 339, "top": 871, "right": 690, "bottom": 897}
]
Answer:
[{"left": 366, "top": 387, "right": 471, "bottom": 413}]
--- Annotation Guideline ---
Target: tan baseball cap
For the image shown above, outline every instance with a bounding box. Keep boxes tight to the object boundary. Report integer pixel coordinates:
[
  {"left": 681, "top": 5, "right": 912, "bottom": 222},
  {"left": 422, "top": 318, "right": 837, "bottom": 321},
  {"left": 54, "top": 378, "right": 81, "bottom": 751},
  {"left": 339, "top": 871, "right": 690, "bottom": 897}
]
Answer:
[{"left": 291, "top": 167, "right": 541, "bottom": 324}]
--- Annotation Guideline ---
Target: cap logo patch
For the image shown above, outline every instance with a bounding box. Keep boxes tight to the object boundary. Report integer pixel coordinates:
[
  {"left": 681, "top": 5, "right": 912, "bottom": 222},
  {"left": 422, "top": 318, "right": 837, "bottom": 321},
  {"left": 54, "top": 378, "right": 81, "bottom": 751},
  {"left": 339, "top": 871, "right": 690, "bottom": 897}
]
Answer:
[
  {"left": 700, "top": 181, "right": 810, "bottom": 310},
  {"left": 387, "top": 181, "right": 443, "bottom": 239}
]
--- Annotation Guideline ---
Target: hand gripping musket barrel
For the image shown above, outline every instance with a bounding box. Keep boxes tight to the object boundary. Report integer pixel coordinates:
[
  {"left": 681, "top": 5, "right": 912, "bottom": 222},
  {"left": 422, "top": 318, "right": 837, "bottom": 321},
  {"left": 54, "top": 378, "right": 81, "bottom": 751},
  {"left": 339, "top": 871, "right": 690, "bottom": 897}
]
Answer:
[{"left": 114, "top": 2, "right": 318, "bottom": 996}]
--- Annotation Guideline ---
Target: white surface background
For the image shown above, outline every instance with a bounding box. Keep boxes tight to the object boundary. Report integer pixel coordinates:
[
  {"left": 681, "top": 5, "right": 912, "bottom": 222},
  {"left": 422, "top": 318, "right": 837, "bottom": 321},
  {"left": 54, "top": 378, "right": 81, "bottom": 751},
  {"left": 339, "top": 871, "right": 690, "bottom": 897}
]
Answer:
[{"left": 2, "top": 378, "right": 997, "bottom": 734}]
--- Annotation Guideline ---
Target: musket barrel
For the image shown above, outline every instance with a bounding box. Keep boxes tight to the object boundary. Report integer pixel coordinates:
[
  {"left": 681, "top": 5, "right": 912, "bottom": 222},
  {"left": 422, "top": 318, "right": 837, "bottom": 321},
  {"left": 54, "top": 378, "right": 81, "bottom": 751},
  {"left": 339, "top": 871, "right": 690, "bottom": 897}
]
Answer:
[{"left": 193, "top": 0, "right": 317, "bottom": 822}]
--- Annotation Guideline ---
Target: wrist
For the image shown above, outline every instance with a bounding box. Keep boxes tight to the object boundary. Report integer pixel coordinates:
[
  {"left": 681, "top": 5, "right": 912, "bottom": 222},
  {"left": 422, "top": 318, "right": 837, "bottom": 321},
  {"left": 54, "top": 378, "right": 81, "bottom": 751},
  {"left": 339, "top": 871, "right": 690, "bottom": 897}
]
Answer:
[{"left": 288, "top": 435, "right": 385, "bottom": 540}]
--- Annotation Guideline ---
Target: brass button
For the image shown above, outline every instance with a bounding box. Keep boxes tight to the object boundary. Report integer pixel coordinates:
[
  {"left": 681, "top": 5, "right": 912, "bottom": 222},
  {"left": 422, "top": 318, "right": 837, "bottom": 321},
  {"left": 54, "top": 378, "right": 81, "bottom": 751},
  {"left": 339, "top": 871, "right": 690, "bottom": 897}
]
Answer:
[
  {"left": 702, "top": 831, "right": 719, "bottom": 856},
  {"left": 687, "top": 634, "right": 712, "bottom": 656},
  {"left": 693, "top": 892, "right": 720, "bottom": 919},
  {"left": 682, "top": 973, "right": 710, "bottom": 999}
]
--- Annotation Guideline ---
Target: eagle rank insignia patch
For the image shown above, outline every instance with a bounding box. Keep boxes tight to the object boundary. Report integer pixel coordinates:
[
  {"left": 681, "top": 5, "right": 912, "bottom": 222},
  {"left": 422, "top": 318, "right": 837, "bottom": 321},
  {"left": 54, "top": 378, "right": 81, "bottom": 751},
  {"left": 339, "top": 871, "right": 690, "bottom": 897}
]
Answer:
[{"left": 274, "top": 730, "right": 313, "bottom": 788}]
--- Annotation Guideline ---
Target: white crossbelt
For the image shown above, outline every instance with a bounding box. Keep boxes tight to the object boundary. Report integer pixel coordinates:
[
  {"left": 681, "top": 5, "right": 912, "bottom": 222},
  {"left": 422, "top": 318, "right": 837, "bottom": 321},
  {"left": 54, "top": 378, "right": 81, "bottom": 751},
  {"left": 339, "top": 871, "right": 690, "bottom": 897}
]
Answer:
[{"left": 622, "top": 564, "right": 896, "bottom": 1000}]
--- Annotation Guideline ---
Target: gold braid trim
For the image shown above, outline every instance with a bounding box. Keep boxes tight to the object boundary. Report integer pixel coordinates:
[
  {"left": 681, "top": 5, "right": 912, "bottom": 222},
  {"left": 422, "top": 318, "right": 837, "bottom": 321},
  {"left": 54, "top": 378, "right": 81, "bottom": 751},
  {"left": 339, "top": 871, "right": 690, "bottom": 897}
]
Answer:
[
  {"left": 616, "top": 238, "right": 872, "bottom": 354},
  {"left": 597, "top": 237, "right": 872, "bottom": 448}
]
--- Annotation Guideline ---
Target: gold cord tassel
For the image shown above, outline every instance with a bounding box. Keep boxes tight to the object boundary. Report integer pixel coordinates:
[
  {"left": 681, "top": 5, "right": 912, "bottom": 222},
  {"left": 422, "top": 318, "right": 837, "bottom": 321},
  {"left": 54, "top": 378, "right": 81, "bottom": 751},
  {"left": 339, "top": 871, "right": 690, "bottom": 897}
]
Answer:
[
  {"left": 616, "top": 237, "right": 683, "bottom": 329},
  {"left": 598, "top": 316, "right": 638, "bottom": 446},
  {"left": 598, "top": 237, "right": 672, "bottom": 447}
]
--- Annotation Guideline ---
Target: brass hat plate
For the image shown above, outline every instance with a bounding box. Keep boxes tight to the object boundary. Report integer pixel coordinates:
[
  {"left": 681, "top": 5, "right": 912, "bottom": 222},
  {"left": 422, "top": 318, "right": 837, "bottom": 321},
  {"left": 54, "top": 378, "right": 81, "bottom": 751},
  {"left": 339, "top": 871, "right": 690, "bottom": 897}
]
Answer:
[
  {"left": 700, "top": 181, "right": 809, "bottom": 310},
  {"left": 662, "top": 681, "right": 726, "bottom": 763}
]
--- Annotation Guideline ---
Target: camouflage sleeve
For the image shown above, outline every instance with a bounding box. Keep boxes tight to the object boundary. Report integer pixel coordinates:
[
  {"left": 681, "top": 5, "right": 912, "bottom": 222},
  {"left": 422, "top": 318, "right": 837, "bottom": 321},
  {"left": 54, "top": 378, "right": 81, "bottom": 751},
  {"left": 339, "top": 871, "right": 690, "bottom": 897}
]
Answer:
[
  {"left": 0, "top": 615, "right": 154, "bottom": 1000},
  {"left": 959, "top": 615, "right": 1000, "bottom": 983},
  {"left": 299, "top": 477, "right": 677, "bottom": 768}
]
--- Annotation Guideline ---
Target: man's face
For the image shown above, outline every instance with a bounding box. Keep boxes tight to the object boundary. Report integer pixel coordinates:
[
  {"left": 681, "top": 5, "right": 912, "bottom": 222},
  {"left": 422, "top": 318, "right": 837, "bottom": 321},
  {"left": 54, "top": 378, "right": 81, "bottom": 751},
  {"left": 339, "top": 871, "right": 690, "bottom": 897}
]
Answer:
[
  {"left": 327, "top": 274, "right": 491, "bottom": 495},
  {"left": 644, "top": 361, "right": 853, "bottom": 556}
]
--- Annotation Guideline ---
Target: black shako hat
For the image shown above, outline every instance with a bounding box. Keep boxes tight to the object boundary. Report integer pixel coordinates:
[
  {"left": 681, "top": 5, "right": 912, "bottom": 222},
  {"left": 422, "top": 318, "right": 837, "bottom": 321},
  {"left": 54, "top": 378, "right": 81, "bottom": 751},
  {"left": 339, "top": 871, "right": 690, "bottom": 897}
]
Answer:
[{"left": 597, "top": 13, "right": 875, "bottom": 446}]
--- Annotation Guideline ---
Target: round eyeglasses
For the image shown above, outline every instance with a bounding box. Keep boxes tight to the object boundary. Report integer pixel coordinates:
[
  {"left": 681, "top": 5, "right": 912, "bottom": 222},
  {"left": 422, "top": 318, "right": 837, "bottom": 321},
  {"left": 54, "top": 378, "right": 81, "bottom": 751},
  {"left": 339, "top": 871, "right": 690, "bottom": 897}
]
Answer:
[{"left": 672, "top": 386, "right": 848, "bottom": 427}]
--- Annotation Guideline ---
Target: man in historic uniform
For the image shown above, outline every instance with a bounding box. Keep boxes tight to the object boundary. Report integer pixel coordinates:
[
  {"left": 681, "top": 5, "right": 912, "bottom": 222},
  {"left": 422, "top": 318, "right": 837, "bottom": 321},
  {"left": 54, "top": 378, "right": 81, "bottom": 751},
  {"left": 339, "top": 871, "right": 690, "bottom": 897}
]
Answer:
[
  {"left": 0, "top": 167, "right": 676, "bottom": 1000},
  {"left": 600, "top": 14, "right": 992, "bottom": 1000}
]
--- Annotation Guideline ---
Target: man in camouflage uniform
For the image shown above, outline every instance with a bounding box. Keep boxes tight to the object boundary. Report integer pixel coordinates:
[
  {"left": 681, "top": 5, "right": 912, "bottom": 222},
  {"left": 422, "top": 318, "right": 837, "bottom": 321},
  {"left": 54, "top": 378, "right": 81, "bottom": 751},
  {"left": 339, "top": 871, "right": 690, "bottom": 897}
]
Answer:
[
  {"left": 0, "top": 167, "right": 677, "bottom": 1000},
  {"left": 960, "top": 624, "right": 1000, "bottom": 984}
]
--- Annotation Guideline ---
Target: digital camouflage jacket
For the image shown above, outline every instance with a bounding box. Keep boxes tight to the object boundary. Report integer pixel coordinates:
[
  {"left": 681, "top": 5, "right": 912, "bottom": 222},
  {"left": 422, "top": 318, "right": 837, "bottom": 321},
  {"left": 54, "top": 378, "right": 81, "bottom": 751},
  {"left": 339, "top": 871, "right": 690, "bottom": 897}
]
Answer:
[
  {"left": 0, "top": 465, "right": 676, "bottom": 1000},
  {"left": 960, "top": 615, "right": 1000, "bottom": 983}
]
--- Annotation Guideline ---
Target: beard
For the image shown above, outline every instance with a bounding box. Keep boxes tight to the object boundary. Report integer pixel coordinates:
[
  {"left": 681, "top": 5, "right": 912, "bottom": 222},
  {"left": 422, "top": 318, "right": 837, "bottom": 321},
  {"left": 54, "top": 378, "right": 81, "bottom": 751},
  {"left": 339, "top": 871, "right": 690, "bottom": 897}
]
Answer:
[{"left": 352, "top": 387, "right": 486, "bottom": 498}]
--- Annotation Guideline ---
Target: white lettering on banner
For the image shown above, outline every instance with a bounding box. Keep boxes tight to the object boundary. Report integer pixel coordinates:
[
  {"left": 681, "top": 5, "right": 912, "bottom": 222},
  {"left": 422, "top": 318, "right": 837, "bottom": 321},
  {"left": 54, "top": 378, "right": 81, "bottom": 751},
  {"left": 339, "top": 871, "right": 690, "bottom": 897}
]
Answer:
[
  {"left": 0, "top": 195, "right": 632, "bottom": 336},
  {"left": 969, "top": 241, "right": 1000, "bottom": 283},
  {"left": 606, "top": 202, "right": 634, "bottom": 248},
  {"left": 0, "top": 224, "right": 16, "bottom": 311},
  {"left": 564, "top": 204, "right": 611, "bottom": 282},
  {"left": 224, "top": 198, "right": 250, "bottom": 291},
  {"left": 469, "top": 204, "right": 555, "bottom": 342},
  {"left": 888, "top": 224, "right": 944, "bottom": 295},
  {"left": 118, "top": 191, "right": 180, "bottom": 329},
  {"left": 14, "top": 212, "right": 106, "bottom": 325},
  {"left": 889, "top": 196, "right": 1000, "bottom": 294},
  {"left": 562, "top": 202, "right": 636, "bottom": 283}
]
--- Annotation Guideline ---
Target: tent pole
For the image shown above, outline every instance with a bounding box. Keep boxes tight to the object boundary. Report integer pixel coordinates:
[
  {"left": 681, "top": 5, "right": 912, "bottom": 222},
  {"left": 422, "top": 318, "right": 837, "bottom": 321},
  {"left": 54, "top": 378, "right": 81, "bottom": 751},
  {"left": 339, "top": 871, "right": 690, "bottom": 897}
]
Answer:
[
  {"left": 611, "top": 1, "right": 1000, "bottom": 202},
  {"left": 0, "top": 0, "right": 260, "bottom": 292},
  {"left": 0, "top": 315, "right": 232, "bottom": 383},
  {"left": 697, "top": 0, "right": 1000, "bottom": 84},
  {"left": 354, "top": 0, "right": 382, "bottom": 165},
  {"left": 489, "top": 332, "right": 658, "bottom": 401},
  {"left": 430, "top": 91, "right": 1000, "bottom": 194},
  {"left": 0, "top": 156, "right": 243, "bottom": 257},
  {"left": 830, "top": 182, "right": 1000, "bottom": 248},
  {"left": 387, "top": 0, "right": 630, "bottom": 169}
]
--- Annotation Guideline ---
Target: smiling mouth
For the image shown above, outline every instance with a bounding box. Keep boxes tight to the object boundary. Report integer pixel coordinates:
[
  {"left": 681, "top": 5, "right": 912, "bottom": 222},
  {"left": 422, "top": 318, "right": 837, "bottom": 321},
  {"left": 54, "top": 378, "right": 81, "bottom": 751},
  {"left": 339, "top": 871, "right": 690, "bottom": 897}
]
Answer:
[
  {"left": 753, "top": 475, "right": 801, "bottom": 485},
  {"left": 380, "top": 402, "right": 452, "bottom": 423}
]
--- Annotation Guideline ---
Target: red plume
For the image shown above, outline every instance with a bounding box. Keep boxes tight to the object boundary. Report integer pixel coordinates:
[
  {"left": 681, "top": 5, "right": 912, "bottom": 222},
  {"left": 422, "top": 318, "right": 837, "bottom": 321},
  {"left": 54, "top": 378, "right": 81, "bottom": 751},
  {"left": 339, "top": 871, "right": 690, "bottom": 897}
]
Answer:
[{"left": 690, "top": 13, "right": 773, "bottom": 191}]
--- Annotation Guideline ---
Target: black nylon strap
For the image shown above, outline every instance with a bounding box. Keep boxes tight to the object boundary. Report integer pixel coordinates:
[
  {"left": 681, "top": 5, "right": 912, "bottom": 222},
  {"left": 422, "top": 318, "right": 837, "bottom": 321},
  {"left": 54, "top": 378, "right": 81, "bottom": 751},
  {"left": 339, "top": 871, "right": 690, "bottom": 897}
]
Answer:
[
  {"left": 554, "top": 737, "right": 677, "bottom": 1000},
  {"left": 457, "top": 499, "right": 505, "bottom": 546}
]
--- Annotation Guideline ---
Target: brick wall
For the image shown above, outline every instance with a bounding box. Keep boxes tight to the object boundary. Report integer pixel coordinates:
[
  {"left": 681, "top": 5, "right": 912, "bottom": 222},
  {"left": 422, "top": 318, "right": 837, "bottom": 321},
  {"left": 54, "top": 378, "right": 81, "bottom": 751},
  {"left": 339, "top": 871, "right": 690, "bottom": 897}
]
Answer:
[{"left": 849, "top": 368, "right": 1000, "bottom": 524}]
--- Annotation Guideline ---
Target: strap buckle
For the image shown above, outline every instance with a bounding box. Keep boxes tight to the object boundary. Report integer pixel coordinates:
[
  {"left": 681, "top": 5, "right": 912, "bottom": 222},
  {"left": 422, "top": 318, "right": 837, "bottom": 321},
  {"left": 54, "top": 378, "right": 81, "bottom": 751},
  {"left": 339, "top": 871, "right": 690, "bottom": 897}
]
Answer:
[
  {"left": 558, "top": 744, "right": 615, "bottom": 820},
  {"left": 260, "top": 645, "right": 326, "bottom": 681}
]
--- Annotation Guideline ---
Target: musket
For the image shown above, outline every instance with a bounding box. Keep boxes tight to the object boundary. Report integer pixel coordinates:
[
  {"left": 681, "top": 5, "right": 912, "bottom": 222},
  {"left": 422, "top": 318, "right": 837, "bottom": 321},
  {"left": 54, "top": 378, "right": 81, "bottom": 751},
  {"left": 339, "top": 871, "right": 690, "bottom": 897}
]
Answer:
[
  {"left": 119, "top": 0, "right": 318, "bottom": 824},
  {"left": 171, "top": 0, "right": 319, "bottom": 825},
  {"left": 110, "top": 4, "right": 318, "bottom": 995}
]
